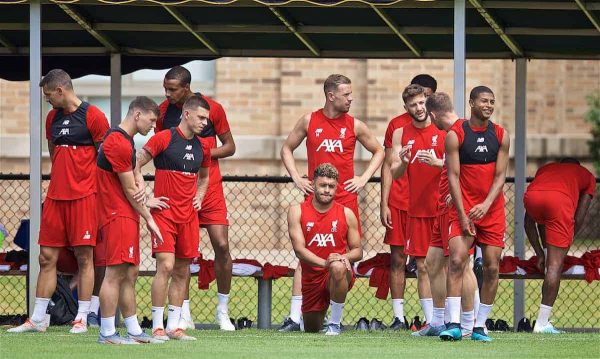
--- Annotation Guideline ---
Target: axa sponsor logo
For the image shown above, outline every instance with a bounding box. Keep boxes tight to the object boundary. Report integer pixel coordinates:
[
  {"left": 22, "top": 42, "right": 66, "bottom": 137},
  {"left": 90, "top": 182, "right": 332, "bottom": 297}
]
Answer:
[
  {"left": 475, "top": 145, "right": 488, "bottom": 153},
  {"left": 308, "top": 233, "right": 336, "bottom": 247},
  {"left": 59, "top": 128, "right": 70, "bottom": 136},
  {"left": 316, "top": 139, "right": 343, "bottom": 153},
  {"left": 183, "top": 153, "right": 195, "bottom": 161}
]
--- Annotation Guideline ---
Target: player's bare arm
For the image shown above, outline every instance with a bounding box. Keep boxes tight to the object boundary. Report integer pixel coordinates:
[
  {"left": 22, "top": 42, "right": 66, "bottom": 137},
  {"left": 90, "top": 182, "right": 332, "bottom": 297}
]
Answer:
[
  {"left": 47, "top": 140, "right": 56, "bottom": 161},
  {"left": 380, "top": 147, "right": 394, "bottom": 229},
  {"left": 211, "top": 131, "right": 236, "bottom": 159},
  {"left": 288, "top": 204, "right": 327, "bottom": 268},
  {"left": 281, "top": 114, "right": 312, "bottom": 195},
  {"left": 574, "top": 193, "right": 593, "bottom": 235},
  {"left": 390, "top": 127, "right": 409, "bottom": 180},
  {"left": 193, "top": 167, "right": 210, "bottom": 211},
  {"left": 446, "top": 130, "right": 475, "bottom": 236},
  {"left": 132, "top": 148, "right": 154, "bottom": 203},
  {"left": 469, "top": 129, "right": 510, "bottom": 221},
  {"left": 117, "top": 170, "right": 163, "bottom": 245},
  {"left": 342, "top": 207, "right": 363, "bottom": 266},
  {"left": 345, "top": 119, "right": 384, "bottom": 193}
]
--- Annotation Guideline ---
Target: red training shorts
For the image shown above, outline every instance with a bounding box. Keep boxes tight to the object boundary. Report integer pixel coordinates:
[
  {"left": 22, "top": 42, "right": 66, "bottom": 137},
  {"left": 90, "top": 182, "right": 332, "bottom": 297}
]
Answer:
[
  {"left": 524, "top": 190, "right": 574, "bottom": 249},
  {"left": 431, "top": 210, "right": 448, "bottom": 253},
  {"left": 199, "top": 182, "right": 229, "bottom": 226},
  {"left": 405, "top": 216, "right": 434, "bottom": 257},
  {"left": 301, "top": 270, "right": 355, "bottom": 313},
  {"left": 152, "top": 212, "right": 200, "bottom": 259},
  {"left": 448, "top": 207, "right": 506, "bottom": 248},
  {"left": 384, "top": 206, "right": 408, "bottom": 247},
  {"left": 39, "top": 194, "right": 97, "bottom": 248},
  {"left": 94, "top": 217, "right": 140, "bottom": 266}
]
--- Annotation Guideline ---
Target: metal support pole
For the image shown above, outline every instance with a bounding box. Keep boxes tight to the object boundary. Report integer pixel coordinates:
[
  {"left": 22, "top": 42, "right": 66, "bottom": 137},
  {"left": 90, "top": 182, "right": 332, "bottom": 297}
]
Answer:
[
  {"left": 514, "top": 58, "right": 528, "bottom": 329},
  {"left": 110, "top": 53, "right": 122, "bottom": 127},
  {"left": 28, "top": 0, "right": 42, "bottom": 317},
  {"left": 454, "top": 0, "right": 466, "bottom": 117},
  {"left": 257, "top": 278, "right": 273, "bottom": 329}
]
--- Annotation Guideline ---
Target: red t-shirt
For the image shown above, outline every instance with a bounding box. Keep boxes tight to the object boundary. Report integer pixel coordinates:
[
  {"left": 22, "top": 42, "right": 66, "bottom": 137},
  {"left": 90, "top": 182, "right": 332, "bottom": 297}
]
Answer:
[
  {"left": 527, "top": 163, "right": 596, "bottom": 208},
  {"left": 156, "top": 95, "right": 230, "bottom": 185},
  {"left": 384, "top": 112, "right": 412, "bottom": 210},
  {"left": 96, "top": 130, "right": 139, "bottom": 227},
  {"left": 45, "top": 105, "right": 109, "bottom": 200},
  {"left": 437, "top": 119, "right": 465, "bottom": 214},
  {"left": 306, "top": 109, "right": 356, "bottom": 205},
  {"left": 453, "top": 121, "right": 505, "bottom": 212},
  {"left": 144, "top": 128, "right": 211, "bottom": 223},
  {"left": 300, "top": 200, "right": 349, "bottom": 282},
  {"left": 401, "top": 122, "right": 446, "bottom": 217}
]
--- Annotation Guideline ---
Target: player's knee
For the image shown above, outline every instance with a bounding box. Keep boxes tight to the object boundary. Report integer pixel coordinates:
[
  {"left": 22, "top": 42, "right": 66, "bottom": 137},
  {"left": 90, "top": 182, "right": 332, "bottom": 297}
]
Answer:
[
  {"left": 416, "top": 259, "right": 428, "bottom": 273},
  {"left": 483, "top": 262, "right": 499, "bottom": 276},
  {"left": 157, "top": 258, "right": 175, "bottom": 275},
  {"left": 448, "top": 256, "right": 465, "bottom": 274},
  {"left": 390, "top": 252, "right": 406, "bottom": 271},
  {"left": 75, "top": 251, "right": 93, "bottom": 268},
  {"left": 212, "top": 239, "right": 230, "bottom": 257},
  {"left": 329, "top": 261, "right": 346, "bottom": 279},
  {"left": 38, "top": 251, "right": 57, "bottom": 269},
  {"left": 127, "top": 266, "right": 139, "bottom": 283}
]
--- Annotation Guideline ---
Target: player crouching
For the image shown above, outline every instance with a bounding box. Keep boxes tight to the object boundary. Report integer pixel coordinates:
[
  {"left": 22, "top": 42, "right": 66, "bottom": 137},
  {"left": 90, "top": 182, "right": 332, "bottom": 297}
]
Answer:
[{"left": 287, "top": 163, "right": 362, "bottom": 335}]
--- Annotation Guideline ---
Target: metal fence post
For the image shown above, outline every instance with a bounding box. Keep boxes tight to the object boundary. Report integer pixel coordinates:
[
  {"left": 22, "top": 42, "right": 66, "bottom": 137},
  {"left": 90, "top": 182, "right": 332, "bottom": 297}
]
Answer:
[
  {"left": 514, "top": 58, "right": 528, "bottom": 329},
  {"left": 257, "top": 278, "right": 273, "bottom": 329}
]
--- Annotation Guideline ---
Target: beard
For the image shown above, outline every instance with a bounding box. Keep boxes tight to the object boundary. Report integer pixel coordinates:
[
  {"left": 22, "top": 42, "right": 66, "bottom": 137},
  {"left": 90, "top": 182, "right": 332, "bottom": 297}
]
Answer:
[{"left": 314, "top": 192, "right": 334, "bottom": 205}]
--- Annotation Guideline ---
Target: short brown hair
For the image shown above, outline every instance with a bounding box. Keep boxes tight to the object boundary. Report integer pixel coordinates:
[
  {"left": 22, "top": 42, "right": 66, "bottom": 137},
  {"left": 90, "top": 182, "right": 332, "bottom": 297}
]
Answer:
[
  {"left": 165, "top": 65, "right": 191, "bottom": 86},
  {"left": 313, "top": 163, "right": 339, "bottom": 182},
  {"left": 402, "top": 84, "right": 425, "bottom": 104},
  {"left": 39, "top": 69, "right": 73, "bottom": 90},
  {"left": 426, "top": 92, "right": 454, "bottom": 114},
  {"left": 127, "top": 96, "right": 159, "bottom": 118},
  {"left": 183, "top": 95, "right": 210, "bottom": 113},
  {"left": 324, "top": 74, "right": 351, "bottom": 94}
]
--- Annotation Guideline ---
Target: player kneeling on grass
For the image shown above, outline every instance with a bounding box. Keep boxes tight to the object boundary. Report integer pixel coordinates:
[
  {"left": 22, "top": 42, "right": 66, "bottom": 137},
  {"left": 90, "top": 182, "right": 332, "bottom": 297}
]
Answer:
[
  {"left": 95, "top": 97, "right": 165, "bottom": 344},
  {"left": 135, "top": 95, "right": 211, "bottom": 341},
  {"left": 287, "top": 163, "right": 362, "bottom": 335}
]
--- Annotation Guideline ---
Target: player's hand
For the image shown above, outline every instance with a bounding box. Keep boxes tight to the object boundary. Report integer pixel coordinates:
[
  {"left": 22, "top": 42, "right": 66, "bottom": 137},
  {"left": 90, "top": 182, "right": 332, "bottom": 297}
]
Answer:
[
  {"left": 536, "top": 254, "right": 546, "bottom": 274},
  {"left": 146, "top": 196, "right": 170, "bottom": 210},
  {"left": 469, "top": 202, "right": 491, "bottom": 221},
  {"left": 417, "top": 150, "right": 440, "bottom": 167},
  {"left": 380, "top": 205, "right": 393, "bottom": 229},
  {"left": 133, "top": 178, "right": 147, "bottom": 204},
  {"left": 399, "top": 146, "right": 411, "bottom": 164},
  {"left": 193, "top": 196, "right": 202, "bottom": 211},
  {"left": 293, "top": 176, "right": 313, "bottom": 196},
  {"left": 147, "top": 219, "right": 163, "bottom": 246},
  {"left": 460, "top": 216, "right": 476, "bottom": 237},
  {"left": 344, "top": 176, "right": 367, "bottom": 193}
]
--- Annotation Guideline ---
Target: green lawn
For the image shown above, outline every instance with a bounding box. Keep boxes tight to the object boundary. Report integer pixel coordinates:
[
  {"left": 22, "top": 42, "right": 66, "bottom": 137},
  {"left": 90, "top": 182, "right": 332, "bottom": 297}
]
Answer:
[
  {"left": 1, "top": 275, "right": 599, "bottom": 329},
  {"left": 0, "top": 328, "right": 598, "bottom": 359}
]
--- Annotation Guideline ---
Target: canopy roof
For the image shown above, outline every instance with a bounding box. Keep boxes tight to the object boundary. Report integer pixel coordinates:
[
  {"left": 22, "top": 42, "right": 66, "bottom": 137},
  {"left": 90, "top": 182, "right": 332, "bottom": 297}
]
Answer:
[{"left": 0, "top": 0, "right": 599, "bottom": 80}]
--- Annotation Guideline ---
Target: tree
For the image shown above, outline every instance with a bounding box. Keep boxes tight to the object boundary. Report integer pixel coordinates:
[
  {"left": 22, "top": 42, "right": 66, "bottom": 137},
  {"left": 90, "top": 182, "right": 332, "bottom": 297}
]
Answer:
[{"left": 585, "top": 90, "right": 600, "bottom": 175}]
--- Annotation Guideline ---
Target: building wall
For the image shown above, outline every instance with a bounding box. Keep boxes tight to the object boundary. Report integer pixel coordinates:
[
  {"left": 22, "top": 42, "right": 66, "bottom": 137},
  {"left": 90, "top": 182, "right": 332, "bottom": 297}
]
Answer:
[{"left": 1, "top": 58, "right": 599, "bottom": 176}]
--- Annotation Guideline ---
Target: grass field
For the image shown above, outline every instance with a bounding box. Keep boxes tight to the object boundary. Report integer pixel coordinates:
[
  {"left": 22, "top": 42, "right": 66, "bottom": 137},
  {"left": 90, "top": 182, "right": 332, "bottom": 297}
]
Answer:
[
  {"left": 1, "top": 275, "right": 599, "bottom": 329},
  {"left": 0, "top": 327, "right": 598, "bottom": 359}
]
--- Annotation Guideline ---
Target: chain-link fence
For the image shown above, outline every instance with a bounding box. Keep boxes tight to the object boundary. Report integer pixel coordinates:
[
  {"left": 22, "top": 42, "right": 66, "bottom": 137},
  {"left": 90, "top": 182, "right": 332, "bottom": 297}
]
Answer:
[{"left": 0, "top": 174, "right": 598, "bottom": 328}]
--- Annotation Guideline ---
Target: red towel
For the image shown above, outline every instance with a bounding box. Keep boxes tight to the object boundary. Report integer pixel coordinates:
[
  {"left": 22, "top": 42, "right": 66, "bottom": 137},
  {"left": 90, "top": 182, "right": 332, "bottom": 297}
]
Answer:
[
  {"left": 581, "top": 250, "right": 600, "bottom": 283},
  {"left": 197, "top": 257, "right": 215, "bottom": 290},
  {"left": 499, "top": 256, "right": 520, "bottom": 273},
  {"left": 356, "top": 253, "right": 391, "bottom": 300},
  {"left": 263, "top": 263, "right": 293, "bottom": 280}
]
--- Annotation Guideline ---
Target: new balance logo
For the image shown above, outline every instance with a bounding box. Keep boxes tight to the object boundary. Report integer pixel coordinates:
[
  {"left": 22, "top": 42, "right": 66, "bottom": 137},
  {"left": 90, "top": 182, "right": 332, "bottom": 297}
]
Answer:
[
  {"left": 306, "top": 222, "right": 314, "bottom": 232},
  {"left": 308, "top": 233, "right": 336, "bottom": 247},
  {"left": 185, "top": 145, "right": 192, "bottom": 150},
  {"left": 331, "top": 220, "right": 338, "bottom": 232},
  {"left": 183, "top": 153, "right": 195, "bottom": 161},
  {"left": 62, "top": 120, "right": 70, "bottom": 125},
  {"left": 316, "top": 139, "right": 343, "bottom": 153},
  {"left": 83, "top": 231, "right": 91, "bottom": 240},
  {"left": 477, "top": 137, "right": 485, "bottom": 143},
  {"left": 315, "top": 128, "right": 323, "bottom": 137},
  {"left": 340, "top": 128, "right": 347, "bottom": 139},
  {"left": 59, "top": 128, "right": 70, "bottom": 136},
  {"left": 407, "top": 139, "right": 415, "bottom": 148},
  {"left": 475, "top": 145, "right": 488, "bottom": 153}
]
